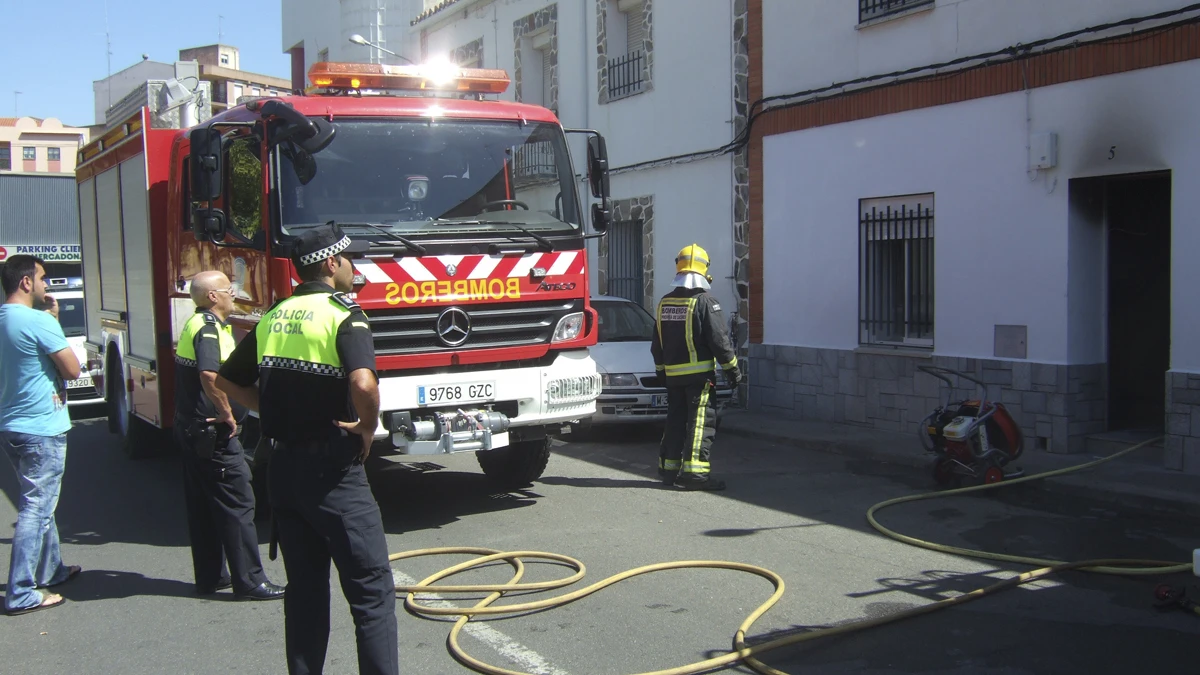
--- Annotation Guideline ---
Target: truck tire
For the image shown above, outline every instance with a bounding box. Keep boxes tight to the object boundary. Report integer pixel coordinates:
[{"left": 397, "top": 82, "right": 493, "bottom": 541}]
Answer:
[{"left": 476, "top": 438, "right": 552, "bottom": 487}]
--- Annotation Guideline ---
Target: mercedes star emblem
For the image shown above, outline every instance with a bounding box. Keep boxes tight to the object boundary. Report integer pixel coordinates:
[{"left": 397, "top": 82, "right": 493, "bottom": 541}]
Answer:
[
  {"left": 445, "top": 263, "right": 458, "bottom": 277},
  {"left": 436, "top": 307, "right": 471, "bottom": 347}
]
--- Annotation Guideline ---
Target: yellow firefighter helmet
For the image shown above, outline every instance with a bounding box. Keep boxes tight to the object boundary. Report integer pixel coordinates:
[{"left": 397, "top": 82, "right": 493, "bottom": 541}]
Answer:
[{"left": 675, "top": 244, "right": 710, "bottom": 276}]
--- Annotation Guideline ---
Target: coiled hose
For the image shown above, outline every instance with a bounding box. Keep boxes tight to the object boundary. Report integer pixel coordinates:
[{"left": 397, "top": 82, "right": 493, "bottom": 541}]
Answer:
[{"left": 390, "top": 435, "right": 1192, "bottom": 675}]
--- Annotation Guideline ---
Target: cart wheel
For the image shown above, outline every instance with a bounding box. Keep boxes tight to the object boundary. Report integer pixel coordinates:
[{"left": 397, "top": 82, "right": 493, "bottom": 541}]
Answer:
[
  {"left": 983, "top": 466, "right": 1005, "bottom": 484},
  {"left": 933, "top": 458, "right": 956, "bottom": 486}
]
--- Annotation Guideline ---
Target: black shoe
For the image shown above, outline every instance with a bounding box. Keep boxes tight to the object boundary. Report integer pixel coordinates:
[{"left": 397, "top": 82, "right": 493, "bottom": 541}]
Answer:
[
  {"left": 235, "top": 581, "right": 286, "bottom": 601},
  {"left": 196, "top": 579, "right": 233, "bottom": 595},
  {"left": 674, "top": 477, "right": 726, "bottom": 491},
  {"left": 657, "top": 470, "right": 677, "bottom": 486}
]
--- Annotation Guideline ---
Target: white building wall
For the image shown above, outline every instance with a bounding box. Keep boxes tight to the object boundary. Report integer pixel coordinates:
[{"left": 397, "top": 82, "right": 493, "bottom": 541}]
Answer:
[
  {"left": 415, "top": 0, "right": 739, "bottom": 315},
  {"left": 763, "top": 60, "right": 1200, "bottom": 370},
  {"left": 762, "top": 0, "right": 1195, "bottom": 98}
]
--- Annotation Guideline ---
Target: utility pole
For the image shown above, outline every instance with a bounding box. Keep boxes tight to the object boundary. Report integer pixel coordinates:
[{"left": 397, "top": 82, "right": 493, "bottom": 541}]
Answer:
[{"left": 104, "top": 0, "right": 113, "bottom": 113}]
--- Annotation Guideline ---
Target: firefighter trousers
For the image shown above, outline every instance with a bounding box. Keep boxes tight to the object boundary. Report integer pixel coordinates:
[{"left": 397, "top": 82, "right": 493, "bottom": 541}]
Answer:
[{"left": 659, "top": 380, "right": 717, "bottom": 480}]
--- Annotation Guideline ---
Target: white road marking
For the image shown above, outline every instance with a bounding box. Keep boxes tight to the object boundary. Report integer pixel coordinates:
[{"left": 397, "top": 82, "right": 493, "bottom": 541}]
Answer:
[{"left": 392, "top": 568, "right": 570, "bottom": 675}]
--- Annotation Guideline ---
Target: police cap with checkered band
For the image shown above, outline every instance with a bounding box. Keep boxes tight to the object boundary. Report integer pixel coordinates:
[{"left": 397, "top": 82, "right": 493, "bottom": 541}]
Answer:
[{"left": 291, "top": 222, "right": 370, "bottom": 268}]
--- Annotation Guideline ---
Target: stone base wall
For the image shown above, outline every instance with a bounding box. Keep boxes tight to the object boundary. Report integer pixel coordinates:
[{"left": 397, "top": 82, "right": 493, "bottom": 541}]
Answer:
[
  {"left": 1165, "top": 372, "right": 1200, "bottom": 473},
  {"left": 747, "top": 344, "right": 1108, "bottom": 455}
]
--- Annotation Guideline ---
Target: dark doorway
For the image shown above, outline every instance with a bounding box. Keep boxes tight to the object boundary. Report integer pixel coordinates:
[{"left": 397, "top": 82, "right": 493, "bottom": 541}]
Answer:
[{"left": 1106, "top": 172, "right": 1171, "bottom": 431}]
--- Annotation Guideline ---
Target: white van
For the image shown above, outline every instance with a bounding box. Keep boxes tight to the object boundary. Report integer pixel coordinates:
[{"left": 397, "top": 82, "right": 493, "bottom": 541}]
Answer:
[{"left": 46, "top": 277, "right": 102, "bottom": 406}]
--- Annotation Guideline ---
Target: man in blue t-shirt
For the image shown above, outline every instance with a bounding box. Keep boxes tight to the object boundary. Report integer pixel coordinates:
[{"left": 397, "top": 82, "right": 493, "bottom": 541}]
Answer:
[{"left": 0, "top": 254, "right": 83, "bottom": 616}]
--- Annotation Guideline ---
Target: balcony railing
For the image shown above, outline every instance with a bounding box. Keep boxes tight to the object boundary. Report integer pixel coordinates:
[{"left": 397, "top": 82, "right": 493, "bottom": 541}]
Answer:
[{"left": 859, "top": 0, "right": 934, "bottom": 23}]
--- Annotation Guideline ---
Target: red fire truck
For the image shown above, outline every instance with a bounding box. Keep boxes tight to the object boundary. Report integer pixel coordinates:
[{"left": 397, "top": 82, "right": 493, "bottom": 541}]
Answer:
[{"left": 75, "top": 61, "right": 612, "bottom": 485}]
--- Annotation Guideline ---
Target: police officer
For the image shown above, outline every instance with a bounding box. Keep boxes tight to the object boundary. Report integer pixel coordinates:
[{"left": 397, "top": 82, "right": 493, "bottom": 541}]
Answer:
[
  {"left": 174, "top": 270, "right": 285, "bottom": 600},
  {"left": 215, "top": 223, "right": 398, "bottom": 675},
  {"left": 650, "top": 244, "right": 742, "bottom": 491}
]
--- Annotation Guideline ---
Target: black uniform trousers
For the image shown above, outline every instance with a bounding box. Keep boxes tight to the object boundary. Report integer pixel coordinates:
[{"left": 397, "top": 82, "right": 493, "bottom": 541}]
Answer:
[
  {"left": 268, "top": 443, "right": 398, "bottom": 675},
  {"left": 659, "top": 379, "right": 717, "bottom": 480},
  {"left": 176, "top": 424, "right": 267, "bottom": 594}
]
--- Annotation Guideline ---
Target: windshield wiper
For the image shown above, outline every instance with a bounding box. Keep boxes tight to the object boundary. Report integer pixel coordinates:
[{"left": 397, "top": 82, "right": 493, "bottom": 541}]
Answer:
[
  {"left": 335, "top": 222, "right": 428, "bottom": 255},
  {"left": 431, "top": 218, "right": 554, "bottom": 252}
]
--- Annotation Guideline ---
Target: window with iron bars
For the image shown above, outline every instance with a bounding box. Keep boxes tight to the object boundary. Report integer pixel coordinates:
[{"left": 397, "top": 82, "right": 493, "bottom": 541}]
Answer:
[
  {"left": 859, "top": 194, "right": 934, "bottom": 348},
  {"left": 607, "top": 218, "right": 644, "bottom": 305},
  {"left": 607, "top": 50, "right": 644, "bottom": 100},
  {"left": 859, "top": 0, "right": 934, "bottom": 23}
]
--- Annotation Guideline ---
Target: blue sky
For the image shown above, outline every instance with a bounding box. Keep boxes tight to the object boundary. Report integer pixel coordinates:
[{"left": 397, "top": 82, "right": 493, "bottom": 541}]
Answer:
[{"left": 1, "top": 0, "right": 292, "bottom": 127}]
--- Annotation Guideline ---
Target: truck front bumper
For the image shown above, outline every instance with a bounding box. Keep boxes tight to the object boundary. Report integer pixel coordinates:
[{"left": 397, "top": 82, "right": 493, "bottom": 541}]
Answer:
[{"left": 373, "top": 349, "right": 600, "bottom": 454}]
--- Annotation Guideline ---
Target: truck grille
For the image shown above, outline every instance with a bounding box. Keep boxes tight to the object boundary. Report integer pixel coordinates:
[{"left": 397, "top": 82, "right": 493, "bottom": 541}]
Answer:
[{"left": 366, "top": 299, "right": 583, "bottom": 356}]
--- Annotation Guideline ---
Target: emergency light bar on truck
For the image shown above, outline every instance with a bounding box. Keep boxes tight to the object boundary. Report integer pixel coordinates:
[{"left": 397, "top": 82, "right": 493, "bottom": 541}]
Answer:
[{"left": 305, "top": 61, "right": 511, "bottom": 95}]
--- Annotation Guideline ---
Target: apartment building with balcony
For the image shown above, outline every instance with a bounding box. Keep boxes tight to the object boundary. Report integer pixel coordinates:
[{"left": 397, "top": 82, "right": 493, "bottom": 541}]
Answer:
[{"left": 744, "top": 0, "right": 1200, "bottom": 473}]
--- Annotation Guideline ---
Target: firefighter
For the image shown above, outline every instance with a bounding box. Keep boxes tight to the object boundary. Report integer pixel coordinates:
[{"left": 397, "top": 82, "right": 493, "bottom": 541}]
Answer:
[
  {"left": 650, "top": 244, "right": 742, "bottom": 491},
  {"left": 174, "top": 270, "right": 285, "bottom": 601},
  {"left": 215, "top": 223, "right": 398, "bottom": 675}
]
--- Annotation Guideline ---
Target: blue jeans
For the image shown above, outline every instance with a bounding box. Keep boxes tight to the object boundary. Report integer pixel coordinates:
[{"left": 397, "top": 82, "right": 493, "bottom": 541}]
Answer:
[{"left": 2, "top": 431, "right": 71, "bottom": 612}]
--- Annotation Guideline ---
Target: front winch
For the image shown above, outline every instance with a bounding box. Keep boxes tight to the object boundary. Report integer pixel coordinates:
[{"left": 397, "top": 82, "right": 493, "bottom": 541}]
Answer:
[{"left": 388, "top": 409, "right": 511, "bottom": 455}]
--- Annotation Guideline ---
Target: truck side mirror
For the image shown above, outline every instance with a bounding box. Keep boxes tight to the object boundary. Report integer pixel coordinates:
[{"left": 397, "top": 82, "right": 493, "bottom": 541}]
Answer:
[
  {"left": 591, "top": 199, "right": 611, "bottom": 234},
  {"left": 192, "top": 208, "right": 227, "bottom": 242},
  {"left": 189, "top": 127, "right": 224, "bottom": 202},
  {"left": 587, "top": 135, "right": 610, "bottom": 200}
]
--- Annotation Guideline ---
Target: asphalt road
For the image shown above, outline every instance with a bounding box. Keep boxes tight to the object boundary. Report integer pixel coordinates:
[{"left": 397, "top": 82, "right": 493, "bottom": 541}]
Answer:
[{"left": 2, "top": 406, "right": 1197, "bottom": 674}]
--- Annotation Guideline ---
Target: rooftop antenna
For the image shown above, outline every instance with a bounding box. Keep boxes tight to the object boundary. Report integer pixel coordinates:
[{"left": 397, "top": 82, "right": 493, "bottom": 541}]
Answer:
[
  {"left": 13, "top": 91, "right": 22, "bottom": 117},
  {"left": 219, "top": 15, "right": 224, "bottom": 43}
]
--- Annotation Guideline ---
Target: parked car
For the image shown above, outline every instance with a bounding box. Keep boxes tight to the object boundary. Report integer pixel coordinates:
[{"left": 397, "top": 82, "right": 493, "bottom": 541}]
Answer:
[
  {"left": 580, "top": 294, "right": 734, "bottom": 431},
  {"left": 47, "top": 277, "right": 103, "bottom": 407}
]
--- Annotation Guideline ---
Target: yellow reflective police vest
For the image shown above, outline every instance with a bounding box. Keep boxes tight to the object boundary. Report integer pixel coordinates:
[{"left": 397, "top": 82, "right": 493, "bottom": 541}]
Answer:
[
  {"left": 175, "top": 311, "right": 236, "bottom": 367},
  {"left": 255, "top": 291, "right": 352, "bottom": 374}
]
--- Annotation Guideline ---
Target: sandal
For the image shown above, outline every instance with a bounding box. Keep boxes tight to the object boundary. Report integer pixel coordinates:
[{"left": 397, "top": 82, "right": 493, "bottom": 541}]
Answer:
[
  {"left": 7, "top": 593, "right": 65, "bottom": 616},
  {"left": 45, "top": 565, "right": 82, "bottom": 588}
]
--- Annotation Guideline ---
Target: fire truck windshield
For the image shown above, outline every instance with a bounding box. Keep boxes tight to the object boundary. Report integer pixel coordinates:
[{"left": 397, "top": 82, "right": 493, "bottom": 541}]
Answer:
[{"left": 277, "top": 118, "right": 581, "bottom": 238}]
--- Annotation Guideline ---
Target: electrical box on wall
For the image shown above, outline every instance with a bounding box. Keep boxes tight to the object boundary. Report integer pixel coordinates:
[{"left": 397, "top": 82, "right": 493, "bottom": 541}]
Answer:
[{"left": 1030, "top": 132, "right": 1058, "bottom": 170}]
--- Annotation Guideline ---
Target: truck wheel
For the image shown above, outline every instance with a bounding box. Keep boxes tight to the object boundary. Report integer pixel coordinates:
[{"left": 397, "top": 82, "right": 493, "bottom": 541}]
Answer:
[
  {"left": 107, "top": 362, "right": 162, "bottom": 460},
  {"left": 476, "top": 438, "right": 552, "bottom": 488}
]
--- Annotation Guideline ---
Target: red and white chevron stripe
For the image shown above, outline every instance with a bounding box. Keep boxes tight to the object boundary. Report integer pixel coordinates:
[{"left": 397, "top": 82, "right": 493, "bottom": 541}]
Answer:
[{"left": 353, "top": 251, "right": 584, "bottom": 284}]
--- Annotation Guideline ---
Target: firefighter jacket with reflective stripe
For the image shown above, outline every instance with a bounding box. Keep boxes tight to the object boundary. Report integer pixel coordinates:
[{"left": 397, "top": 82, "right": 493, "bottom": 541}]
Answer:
[{"left": 650, "top": 287, "right": 739, "bottom": 387}]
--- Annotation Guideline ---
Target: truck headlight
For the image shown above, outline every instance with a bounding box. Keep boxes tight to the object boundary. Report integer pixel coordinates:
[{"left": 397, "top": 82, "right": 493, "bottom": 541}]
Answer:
[
  {"left": 551, "top": 312, "right": 584, "bottom": 343},
  {"left": 601, "top": 373, "right": 638, "bottom": 387}
]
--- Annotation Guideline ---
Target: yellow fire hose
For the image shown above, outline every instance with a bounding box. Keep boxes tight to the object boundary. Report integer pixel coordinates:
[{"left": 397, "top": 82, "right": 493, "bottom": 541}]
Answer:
[{"left": 390, "top": 436, "right": 1194, "bottom": 675}]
